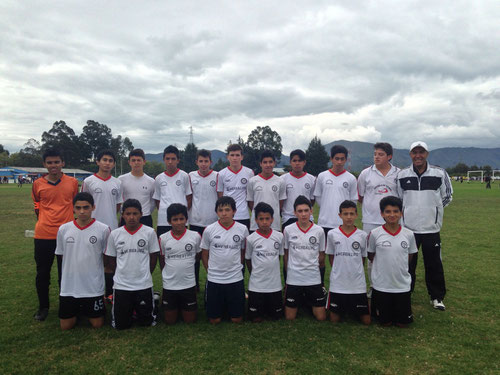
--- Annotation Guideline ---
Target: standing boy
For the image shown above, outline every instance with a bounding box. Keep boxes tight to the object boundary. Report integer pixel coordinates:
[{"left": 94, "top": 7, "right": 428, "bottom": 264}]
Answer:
[
  {"left": 32, "top": 149, "right": 78, "bottom": 321},
  {"left": 105, "top": 199, "right": 160, "bottom": 329},
  {"left": 247, "top": 150, "right": 286, "bottom": 232},
  {"left": 283, "top": 196, "right": 326, "bottom": 321},
  {"left": 153, "top": 145, "right": 192, "bottom": 237},
  {"left": 56, "top": 192, "right": 110, "bottom": 330},
  {"left": 326, "top": 200, "right": 370, "bottom": 325},
  {"left": 119, "top": 149, "right": 155, "bottom": 227},
  {"left": 159, "top": 204, "right": 201, "bottom": 324},
  {"left": 245, "top": 202, "right": 284, "bottom": 322},
  {"left": 201, "top": 197, "right": 249, "bottom": 324},
  {"left": 368, "top": 196, "right": 418, "bottom": 327}
]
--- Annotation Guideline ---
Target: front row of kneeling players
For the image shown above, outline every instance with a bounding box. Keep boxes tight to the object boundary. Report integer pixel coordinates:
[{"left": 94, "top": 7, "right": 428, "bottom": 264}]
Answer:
[{"left": 56, "top": 192, "right": 416, "bottom": 330}]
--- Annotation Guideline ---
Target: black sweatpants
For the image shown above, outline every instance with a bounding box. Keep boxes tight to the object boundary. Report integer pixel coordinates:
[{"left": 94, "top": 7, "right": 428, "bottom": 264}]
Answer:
[{"left": 34, "top": 239, "right": 62, "bottom": 309}]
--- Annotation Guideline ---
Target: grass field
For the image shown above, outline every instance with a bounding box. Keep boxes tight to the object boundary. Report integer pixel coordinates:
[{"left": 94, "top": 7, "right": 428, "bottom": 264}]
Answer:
[{"left": 0, "top": 182, "right": 499, "bottom": 374}]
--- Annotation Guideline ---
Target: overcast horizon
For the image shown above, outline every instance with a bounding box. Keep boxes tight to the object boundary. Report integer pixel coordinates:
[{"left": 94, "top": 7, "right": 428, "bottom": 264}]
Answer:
[{"left": 1, "top": 1, "right": 499, "bottom": 154}]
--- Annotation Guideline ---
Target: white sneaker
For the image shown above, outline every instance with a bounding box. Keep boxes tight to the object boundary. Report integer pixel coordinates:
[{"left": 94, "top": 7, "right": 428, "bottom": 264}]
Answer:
[{"left": 431, "top": 299, "right": 445, "bottom": 311}]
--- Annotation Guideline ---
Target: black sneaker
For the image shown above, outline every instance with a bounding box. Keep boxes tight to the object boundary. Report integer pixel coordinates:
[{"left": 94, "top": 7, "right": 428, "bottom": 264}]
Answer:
[{"left": 34, "top": 308, "right": 48, "bottom": 321}]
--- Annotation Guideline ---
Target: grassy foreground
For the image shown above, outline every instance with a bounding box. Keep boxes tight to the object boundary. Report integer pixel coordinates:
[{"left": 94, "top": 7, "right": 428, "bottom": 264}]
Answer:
[{"left": 0, "top": 182, "right": 498, "bottom": 374}]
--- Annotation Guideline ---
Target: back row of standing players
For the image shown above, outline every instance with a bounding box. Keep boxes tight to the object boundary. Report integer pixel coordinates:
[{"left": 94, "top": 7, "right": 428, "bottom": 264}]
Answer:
[{"left": 32, "top": 141, "right": 453, "bottom": 328}]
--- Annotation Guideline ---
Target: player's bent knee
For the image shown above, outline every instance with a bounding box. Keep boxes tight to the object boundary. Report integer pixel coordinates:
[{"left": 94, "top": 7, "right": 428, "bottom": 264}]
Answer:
[
  {"left": 209, "top": 318, "right": 221, "bottom": 325},
  {"left": 89, "top": 317, "right": 104, "bottom": 329},
  {"left": 360, "top": 314, "right": 371, "bottom": 325},
  {"left": 182, "top": 311, "right": 197, "bottom": 324},
  {"left": 329, "top": 312, "right": 341, "bottom": 323},
  {"left": 230, "top": 316, "right": 243, "bottom": 323},
  {"left": 60, "top": 317, "right": 77, "bottom": 330}
]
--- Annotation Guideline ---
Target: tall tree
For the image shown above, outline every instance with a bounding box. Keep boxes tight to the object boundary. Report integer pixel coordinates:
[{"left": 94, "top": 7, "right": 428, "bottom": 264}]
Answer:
[
  {"left": 241, "top": 126, "right": 283, "bottom": 172},
  {"left": 79, "top": 120, "right": 113, "bottom": 161},
  {"left": 111, "top": 135, "right": 135, "bottom": 175},
  {"left": 41, "top": 120, "right": 82, "bottom": 166},
  {"left": 305, "top": 136, "right": 330, "bottom": 176},
  {"left": 183, "top": 143, "right": 198, "bottom": 173},
  {"left": 12, "top": 139, "right": 43, "bottom": 166},
  {"left": 0, "top": 144, "right": 9, "bottom": 155}
]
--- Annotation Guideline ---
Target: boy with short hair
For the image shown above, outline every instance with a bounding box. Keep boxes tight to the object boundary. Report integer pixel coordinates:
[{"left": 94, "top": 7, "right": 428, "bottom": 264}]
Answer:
[
  {"left": 368, "top": 196, "right": 418, "bottom": 327},
  {"left": 105, "top": 199, "right": 160, "bottom": 330},
  {"left": 283, "top": 196, "right": 326, "bottom": 321},
  {"left": 159, "top": 204, "right": 201, "bottom": 324},
  {"left": 201, "top": 196, "right": 249, "bottom": 324},
  {"left": 153, "top": 145, "right": 192, "bottom": 237},
  {"left": 119, "top": 149, "right": 155, "bottom": 228},
  {"left": 326, "top": 200, "right": 370, "bottom": 325},
  {"left": 245, "top": 202, "right": 284, "bottom": 322},
  {"left": 32, "top": 148, "right": 78, "bottom": 321},
  {"left": 247, "top": 150, "right": 286, "bottom": 232},
  {"left": 56, "top": 192, "right": 110, "bottom": 330}
]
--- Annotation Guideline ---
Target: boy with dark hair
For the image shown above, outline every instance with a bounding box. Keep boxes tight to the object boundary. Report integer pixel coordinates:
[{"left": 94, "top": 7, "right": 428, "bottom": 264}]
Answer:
[
  {"left": 153, "top": 145, "right": 192, "bottom": 237},
  {"left": 245, "top": 202, "right": 284, "bottom": 322},
  {"left": 247, "top": 150, "right": 286, "bottom": 233},
  {"left": 283, "top": 195, "right": 326, "bottom": 321},
  {"left": 119, "top": 149, "right": 155, "bottom": 228},
  {"left": 159, "top": 203, "right": 201, "bottom": 324},
  {"left": 201, "top": 196, "right": 249, "bottom": 324},
  {"left": 188, "top": 149, "right": 219, "bottom": 290},
  {"left": 56, "top": 192, "right": 110, "bottom": 330},
  {"left": 32, "top": 148, "right": 78, "bottom": 321},
  {"left": 326, "top": 200, "right": 370, "bottom": 325},
  {"left": 105, "top": 199, "right": 160, "bottom": 329},
  {"left": 368, "top": 196, "right": 418, "bottom": 327}
]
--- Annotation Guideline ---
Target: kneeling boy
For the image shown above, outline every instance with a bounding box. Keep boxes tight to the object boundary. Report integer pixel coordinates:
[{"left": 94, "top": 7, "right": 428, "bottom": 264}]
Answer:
[
  {"left": 105, "top": 199, "right": 160, "bottom": 329},
  {"left": 368, "top": 196, "right": 417, "bottom": 327}
]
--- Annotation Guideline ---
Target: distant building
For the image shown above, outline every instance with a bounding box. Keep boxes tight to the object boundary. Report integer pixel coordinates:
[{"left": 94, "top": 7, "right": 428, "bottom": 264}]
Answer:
[{"left": 0, "top": 167, "right": 92, "bottom": 183}]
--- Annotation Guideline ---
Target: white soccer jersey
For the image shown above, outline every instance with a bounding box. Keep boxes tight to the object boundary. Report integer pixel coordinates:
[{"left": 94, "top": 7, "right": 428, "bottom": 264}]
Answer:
[
  {"left": 247, "top": 174, "right": 286, "bottom": 231},
  {"left": 201, "top": 220, "right": 249, "bottom": 284},
  {"left": 216, "top": 166, "right": 254, "bottom": 220},
  {"left": 280, "top": 172, "right": 316, "bottom": 222},
  {"left": 81, "top": 174, "right": 123, "bottom": 230},
  {"left": 367, "top": 225, "right": 418, "bottom": 293},
  {"left": 314, "top": 170, "right": 358, "bottom": 228},
  {"left": 118, "top": 172, "right": 155, "bottom": 216},
  {"left": 188, "top": 170, "right": 219, "bottom": 227},
  {"left": 105, "top": 225, "right": 160, "bottom": 291},
  {"left": 160, "top": 229, "right": 201, "bottom": 290},
  {"left": 357, "top": 164, "right": 400, "bottom": 225},
  {"left": 56, "top": 219, "right": 110, "bottom": 298},
  {"left": 326, "top": 227, "right": 368, "bottom": 294},
  {"left": 284, "top": 222, "right": 325, "bottom": 286},
  {"left": 245, "top": 229, "right": 284, "bottom": 293},
  {"left": 153, "top": 169, "right": 192, "bottom": 226}
]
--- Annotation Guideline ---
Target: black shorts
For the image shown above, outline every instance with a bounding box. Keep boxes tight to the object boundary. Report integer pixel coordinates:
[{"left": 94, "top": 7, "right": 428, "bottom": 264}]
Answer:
[
  {"left": 58, "top": 295, "right": 105, "bottom": 319},
  {"left": 189, "top": 225, "right": 206, "bottom": 236},
  {"left": 162, "top": 287, "right": 197, "bottom": 312},
  {"left": 156, "top": 225, "right": 172, "bottom": 237},
  {"left": 235, "top": 219, "right": 250, "bottom": 230},
  {"left": 120, "top": 215, "right": 153, "bottom": 228},
  {"left": 372, "top": 289, "right": 413, "bottom": 325},
  {"left": 327, "top": 292, "right": 369, "bottom": 317},
  {"left": 285, "top": 284, "right": 326, "bottom": 308},
  {"left": 281, "top": 218, "right": 298, "bottom": 231},
  {"left": 206, "top": 280, "right": 245, "bottom": 319},
  {"left": 112, "top": 288, "right": 155, "bottom": 329},
  {"left": 247, "top": 290, "right": 283, "bottom": 320}
]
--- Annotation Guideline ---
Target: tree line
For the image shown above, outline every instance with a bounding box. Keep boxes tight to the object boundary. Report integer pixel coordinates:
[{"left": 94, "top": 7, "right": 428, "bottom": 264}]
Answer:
[{"left": 446, "top": 162, "right": 494, "bottom": 176}]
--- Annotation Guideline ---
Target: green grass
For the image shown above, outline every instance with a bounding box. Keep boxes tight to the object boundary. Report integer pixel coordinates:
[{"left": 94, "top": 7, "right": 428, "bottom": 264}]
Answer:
[{"left": 0, "top": 182, "right": 499, "bottom": 374}]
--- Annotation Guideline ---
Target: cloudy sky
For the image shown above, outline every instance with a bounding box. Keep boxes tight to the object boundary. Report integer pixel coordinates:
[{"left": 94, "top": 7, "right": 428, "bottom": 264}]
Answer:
[{"left": 1, "top": 0, "right": 499, "bottom": 154}]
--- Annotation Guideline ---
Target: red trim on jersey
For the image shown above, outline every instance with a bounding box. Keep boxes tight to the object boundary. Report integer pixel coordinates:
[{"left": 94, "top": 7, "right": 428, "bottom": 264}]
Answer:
[
  {"left": 124, "top": 224, "right": 143, "bottom": 235},
  {"left": 218, "top": 220, "right": 235, "bottom": 231},
  {"left": 73, "top": 219, "right": 96, "bottom": 230},
  {"left": 197, "top": 170, "right": 214, "bottom": 177},
  {"left": 339, "top": 226, "right": 357, "bottom": 238},
  {"left": 93, "top": 173, "right": 111, "bottom": 181},
  {"left": 296, "top": 221, "right": 313, "bottom": 234},
  {"left": 290, "top": 172, "right": 307, "bottom": 179},
  {"left": 171, "top": 227, "right": 187, "bottom": 240},
  {"left": 382, "top": 225, "right": 402, "bottom": 236},
  {"left": 328, "top": 169, "right": 346, "bottom": 177},
  {"left": 258, "top": 173, "right": 273, "bottom": 180},
  {"left": 256, "top": 229, "right": 273, "bottom": 239},
  {"left": 164, "top": 169, "right": 180, "bottom": 177},
  {"left": 228, "top": 166, "right": 243, "bottom": 174}
]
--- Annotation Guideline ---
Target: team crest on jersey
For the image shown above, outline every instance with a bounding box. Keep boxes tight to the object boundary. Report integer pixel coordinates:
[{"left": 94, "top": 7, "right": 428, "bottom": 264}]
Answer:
[
  {"left": 326, "top": 179, "right": 333, "bottom": 185},
  {"left": 161, "top": 181, "right": 168, "bottom": 186},
  {"left": 401, "top": 241, "right": 408, "bottom": 249},
  {"left": 309, "top": 236, "right": 317, "bottom": 244},
  {"left": 137, "top": 239, "right": 146, "bottom": 247},
  {"left": 175, "top": 180, "right": 181, "bottom": 186},
  {"left": 352, "top": 241, "right": 361, "bottom": 251},
  {"left": 94, "top": 188, "right": 103, "bottom": 193},
  {"left": 210, "top": 180, "right": 216, "bottom": 187},
  {"left": 185, "top": 243, "right": 193, "bottom": 251},
  {"left": 89, "top": 236, "right": 98, "bottom": 244},
  {"left": 241, "top": 178, "right": 248, "bottom": 184},
  {"left": 304, "top": 183, "right": 311, "bottom": 189},
  {"left": 272, "top": 185, "right": 278, "bottom": 192},
  {"left": 111, "top": 188, "right": 118, "bottom": 196},
  {"left": 342, "top": 182, "right": 349, "bottom": 188},
  {"left": 66, "top": 236, "right": 75, "bottom": 243},
  {"left": 274, "top": 241, "right": 280, "bottom": 249},
  {"left": 233, "top": 235, "right": 241, "bottom": 242}
]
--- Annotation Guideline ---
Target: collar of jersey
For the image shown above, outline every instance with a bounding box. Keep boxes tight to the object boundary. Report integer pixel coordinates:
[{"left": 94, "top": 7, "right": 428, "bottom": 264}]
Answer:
[
  {"left": 258, "top": 173, "right": 274, "bottom": 180},
  {"left": 218, "top": 220, "right": 235, "bottom": 230},
  {"left": 197, "top": 170, "right": 213, "bottom": 178},
  {"left": 296, "top": 221, "right": 313, "bottom": 233},
  {"left": 290, "top": 172, "right": 306, "bottom": 179},
  {"left": 382, "top": 224, "right": 402, "bottom": 236},
  {"left": 164, "top": 169, "right": 180, "bottom": 177},
  {"left": 328, "top": 169, "right": 346, "bottom": 177},
  {"left": 73, "top": 218, "right": 96, "bottom": 231},
  {"left": 339, "top": 225, "right": 357, "bottom": 238},
  {"left": 228, "top": 166, "right": 243, "bottom": 174},
  {"left": 93, "top": 173, "right": 111, "bottom": 181},
  {"left": 256, "top": 229, "right": 273, "bottom": 238},
  {"left": 372, "top": 163, "right": 396, "bottom": 175},
  {"left": 171, "top": 227, "right": 187, "bottom": 240},
  {"left": 124, "top": 224, "right": 143, "bottom": 235}
]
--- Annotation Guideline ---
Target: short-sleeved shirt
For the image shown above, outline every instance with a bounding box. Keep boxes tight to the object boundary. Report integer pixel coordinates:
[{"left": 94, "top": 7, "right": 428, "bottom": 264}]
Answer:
[
  {"left": 280, "top": 172, "right": 316, "bottom": 222},
  {"left": 105, "top": 224, "right": 160, "bottom": 291},
  {"left": 188, "top": 170, "right": 219, "bottom": 227},
  {"left": 118, "top": 172, "right": 155, "bottom": 216},
  {"left": 81, "top": 174, "right": 123, "bottom": 230},
  {"left": 56, "top": 219, "right": 110, "bottom": 297},
  {"left": 32, "top": 174, "right": 79, "bottom": 239},
  {"left": 367, "top": 225, "right": 418, "bottom": 293},
  {"left": 216, "top": 166, "right": 254, "bottom": 220},
  {"left": 247, "top": 174, "right": 287, "bottom": 231},
  {"left": 326, "top": 227, "right": 368, "bottom": 294},
  {"left": 284, "top": 222, "right": 325, "bottom": 286},
  {"left": 153, "top": 169, "right": 192, "bottom": 226},
  {"left": 201, "top": 220, "right": 249, "bottom": 284},
  {"left": 160, "top": 229, "right": 201, "bottom": 290},
  {"left": 314, "top": 170, "right": 358, "bottom": 228},
  {"left": 245, "top": 229, "right": 284, "bottom": 293},
  {"left": 357, "top": 164, "right": 400, "bottom": 225}
]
